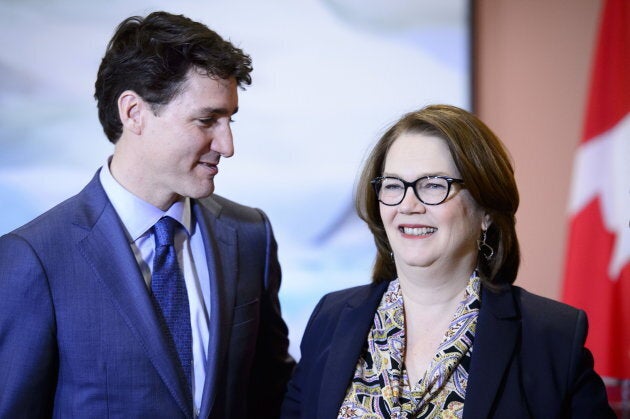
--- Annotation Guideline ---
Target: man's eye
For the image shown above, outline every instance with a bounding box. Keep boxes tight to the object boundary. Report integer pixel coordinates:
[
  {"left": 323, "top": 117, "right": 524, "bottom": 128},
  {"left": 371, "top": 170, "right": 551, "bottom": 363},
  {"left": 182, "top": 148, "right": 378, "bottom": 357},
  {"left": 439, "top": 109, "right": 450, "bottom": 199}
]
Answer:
[
  {"left": 199, "top": 118, "right": 217, "bottom": 125},
  {"left": 199, "top": 116, "right": 235, "bottom": 126}
]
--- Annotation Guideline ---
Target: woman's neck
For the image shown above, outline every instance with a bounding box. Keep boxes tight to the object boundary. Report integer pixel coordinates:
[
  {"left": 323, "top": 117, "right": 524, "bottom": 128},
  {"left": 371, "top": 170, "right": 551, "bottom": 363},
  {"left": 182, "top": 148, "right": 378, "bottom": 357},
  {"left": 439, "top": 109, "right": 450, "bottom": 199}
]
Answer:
[
  {"left": 398, "top": 265, "right": 474, "bottom": 386},
  {"left": 396, "top": 263, "right": 474, "bottom": 308}
]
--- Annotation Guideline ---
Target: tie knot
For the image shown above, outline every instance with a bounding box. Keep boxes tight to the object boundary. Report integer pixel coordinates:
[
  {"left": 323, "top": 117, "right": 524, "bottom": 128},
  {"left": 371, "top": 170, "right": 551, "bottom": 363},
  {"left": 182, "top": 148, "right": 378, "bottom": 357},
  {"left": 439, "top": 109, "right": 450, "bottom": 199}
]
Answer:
[{"left": 153, "top": 216, "right": 179, "bottom": 247}]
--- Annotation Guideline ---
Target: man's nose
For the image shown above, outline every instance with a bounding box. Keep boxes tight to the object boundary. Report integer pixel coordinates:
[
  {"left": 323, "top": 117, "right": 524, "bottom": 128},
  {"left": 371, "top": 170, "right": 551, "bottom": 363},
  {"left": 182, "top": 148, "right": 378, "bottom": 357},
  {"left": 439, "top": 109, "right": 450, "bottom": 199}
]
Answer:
[{"left": 212, "top": 123, "right": 234, "bottom": 158}]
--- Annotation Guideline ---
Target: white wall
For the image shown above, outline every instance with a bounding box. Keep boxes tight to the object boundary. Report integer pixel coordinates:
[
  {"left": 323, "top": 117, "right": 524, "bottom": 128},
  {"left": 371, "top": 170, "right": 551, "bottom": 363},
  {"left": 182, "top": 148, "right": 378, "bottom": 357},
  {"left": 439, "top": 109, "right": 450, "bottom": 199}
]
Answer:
[{"left": 0, "top": 0, "right": 470, "bottom": 357}]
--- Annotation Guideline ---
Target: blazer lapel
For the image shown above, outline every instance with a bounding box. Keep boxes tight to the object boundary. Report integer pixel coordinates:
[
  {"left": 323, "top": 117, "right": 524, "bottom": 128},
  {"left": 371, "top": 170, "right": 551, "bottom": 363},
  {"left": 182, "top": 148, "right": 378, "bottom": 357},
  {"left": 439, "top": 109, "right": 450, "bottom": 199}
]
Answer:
[
  {"left": 318, "top": 282, "right": 389, "bottom": 418},
  {"left": 193, "top": 198, "right": 238, "bottom": 418},
  {"left": 75, "top": 175, "right": 193, "bottom": 418},
  {"left": 464, "top": 285, "right": 520, "bottom": 419}
]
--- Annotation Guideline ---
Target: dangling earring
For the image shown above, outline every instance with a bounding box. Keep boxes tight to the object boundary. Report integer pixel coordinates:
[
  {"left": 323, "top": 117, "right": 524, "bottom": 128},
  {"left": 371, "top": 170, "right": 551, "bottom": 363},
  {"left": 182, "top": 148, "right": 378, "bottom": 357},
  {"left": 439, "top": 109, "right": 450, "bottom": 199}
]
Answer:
[
  {"left": 477, "top": 229, "right": 494, "bottom": 261},
  {"left": 390, "top": 251, "right": 395, "bottom": 263}
]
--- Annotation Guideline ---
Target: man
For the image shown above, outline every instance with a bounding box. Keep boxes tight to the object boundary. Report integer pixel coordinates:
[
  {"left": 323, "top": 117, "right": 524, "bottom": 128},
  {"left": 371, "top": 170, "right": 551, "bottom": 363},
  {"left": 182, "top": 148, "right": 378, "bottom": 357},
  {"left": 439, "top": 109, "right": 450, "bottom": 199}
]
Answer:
[{"left": 0, "top": 11, "right": 294, "bottom": 418}]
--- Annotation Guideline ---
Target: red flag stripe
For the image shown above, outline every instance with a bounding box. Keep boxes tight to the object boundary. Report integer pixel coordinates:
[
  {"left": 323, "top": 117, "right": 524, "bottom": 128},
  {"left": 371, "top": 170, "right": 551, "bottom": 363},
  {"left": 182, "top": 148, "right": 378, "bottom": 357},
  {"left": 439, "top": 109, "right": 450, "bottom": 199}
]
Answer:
[{"left": 582, "top": 0, "right": 630, "bottom": 142}]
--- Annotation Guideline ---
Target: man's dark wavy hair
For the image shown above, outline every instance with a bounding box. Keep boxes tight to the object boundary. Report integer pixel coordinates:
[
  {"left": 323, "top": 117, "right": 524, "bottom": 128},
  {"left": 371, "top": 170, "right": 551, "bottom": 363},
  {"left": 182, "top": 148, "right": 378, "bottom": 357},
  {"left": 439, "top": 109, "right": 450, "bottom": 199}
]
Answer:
[{"left": 94, "top": 11, "right": 253, "bottom": 143}]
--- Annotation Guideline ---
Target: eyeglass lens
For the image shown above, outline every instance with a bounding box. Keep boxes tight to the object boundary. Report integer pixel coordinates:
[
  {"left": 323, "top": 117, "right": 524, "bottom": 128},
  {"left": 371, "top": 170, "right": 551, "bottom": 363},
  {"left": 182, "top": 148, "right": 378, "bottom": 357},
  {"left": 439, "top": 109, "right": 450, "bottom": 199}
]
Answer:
[{"left": 377, "top": 177, "right": 451, "bottom": 205}]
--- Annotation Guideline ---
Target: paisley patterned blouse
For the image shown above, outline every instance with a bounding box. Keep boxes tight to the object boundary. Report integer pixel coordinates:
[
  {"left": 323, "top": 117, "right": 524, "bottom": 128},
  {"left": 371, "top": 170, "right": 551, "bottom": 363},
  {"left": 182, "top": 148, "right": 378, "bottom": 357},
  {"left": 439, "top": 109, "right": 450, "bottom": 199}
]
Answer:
[{"left": 338, "top": 272, "right": 481, "bottom": 418}]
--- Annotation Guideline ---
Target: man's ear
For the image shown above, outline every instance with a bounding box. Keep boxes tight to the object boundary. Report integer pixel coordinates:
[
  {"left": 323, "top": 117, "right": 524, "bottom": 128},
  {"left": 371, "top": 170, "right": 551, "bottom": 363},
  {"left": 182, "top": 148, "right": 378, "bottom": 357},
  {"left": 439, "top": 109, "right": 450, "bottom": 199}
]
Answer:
[{"left": 117, "top": 90, "right": 144, "bottom": 135}]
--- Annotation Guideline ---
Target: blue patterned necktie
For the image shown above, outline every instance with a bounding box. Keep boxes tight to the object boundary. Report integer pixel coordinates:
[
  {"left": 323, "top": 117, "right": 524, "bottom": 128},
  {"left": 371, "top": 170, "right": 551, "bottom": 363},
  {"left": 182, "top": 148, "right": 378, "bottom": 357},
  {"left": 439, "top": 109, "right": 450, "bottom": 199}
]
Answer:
[{"left": 151, "top": 216, "right": 192, "bottom": 387}]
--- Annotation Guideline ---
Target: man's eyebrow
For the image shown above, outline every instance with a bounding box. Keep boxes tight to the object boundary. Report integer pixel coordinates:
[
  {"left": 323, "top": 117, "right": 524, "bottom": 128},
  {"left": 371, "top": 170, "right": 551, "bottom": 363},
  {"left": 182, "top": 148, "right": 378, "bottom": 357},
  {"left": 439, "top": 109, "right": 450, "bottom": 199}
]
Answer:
[{"left": 198, "top": 106, "right": 239, "bottom": 116}]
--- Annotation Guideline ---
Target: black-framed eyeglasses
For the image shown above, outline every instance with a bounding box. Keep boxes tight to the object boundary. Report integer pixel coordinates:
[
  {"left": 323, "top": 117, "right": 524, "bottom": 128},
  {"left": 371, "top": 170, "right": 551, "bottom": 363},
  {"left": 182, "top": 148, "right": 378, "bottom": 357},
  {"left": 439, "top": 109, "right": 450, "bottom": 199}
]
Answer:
[{"left": 371, "top": 176, "right": 465, "bottom": 206}]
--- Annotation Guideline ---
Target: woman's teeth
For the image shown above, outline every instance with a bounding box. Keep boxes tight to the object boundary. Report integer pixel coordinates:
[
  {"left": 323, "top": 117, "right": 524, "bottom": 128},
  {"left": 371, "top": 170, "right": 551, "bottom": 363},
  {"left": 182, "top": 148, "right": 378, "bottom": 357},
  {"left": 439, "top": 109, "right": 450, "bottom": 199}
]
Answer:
[{"left": 401, "top": 227, "right": 436, "bottom": 236}]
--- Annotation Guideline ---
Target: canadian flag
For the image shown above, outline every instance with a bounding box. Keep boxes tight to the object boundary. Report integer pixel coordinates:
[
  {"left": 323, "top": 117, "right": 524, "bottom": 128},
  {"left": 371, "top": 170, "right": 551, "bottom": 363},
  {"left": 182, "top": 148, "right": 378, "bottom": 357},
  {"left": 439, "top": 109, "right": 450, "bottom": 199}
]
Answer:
[{"left": 562, "top": 0, "right": 630, "bottom": 413}]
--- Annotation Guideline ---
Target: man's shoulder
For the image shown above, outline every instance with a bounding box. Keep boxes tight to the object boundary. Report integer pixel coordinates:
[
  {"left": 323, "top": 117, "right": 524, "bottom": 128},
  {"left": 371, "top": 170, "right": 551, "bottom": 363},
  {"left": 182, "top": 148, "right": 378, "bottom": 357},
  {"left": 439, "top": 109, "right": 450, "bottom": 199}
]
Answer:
[
  {"left": 4, "top": 173, "right": 104, "bottom": 242},
  {"left": 196, "top": 194, "right": 267, "bottom": 224}
]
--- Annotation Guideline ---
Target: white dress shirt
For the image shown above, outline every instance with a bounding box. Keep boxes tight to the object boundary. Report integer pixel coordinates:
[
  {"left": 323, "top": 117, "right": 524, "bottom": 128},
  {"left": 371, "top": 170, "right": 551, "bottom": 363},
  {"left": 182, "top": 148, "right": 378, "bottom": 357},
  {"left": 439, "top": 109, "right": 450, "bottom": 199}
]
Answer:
[{"left": 100, "top": 159, "right": 210, "bottom": 416}]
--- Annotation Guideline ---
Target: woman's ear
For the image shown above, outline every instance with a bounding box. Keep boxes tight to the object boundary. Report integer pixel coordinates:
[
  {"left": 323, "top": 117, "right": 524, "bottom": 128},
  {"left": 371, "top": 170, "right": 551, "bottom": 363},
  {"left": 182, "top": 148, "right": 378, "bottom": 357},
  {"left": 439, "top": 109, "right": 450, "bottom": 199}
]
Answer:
[
  {"left": 482, "top": 213, "right": 493, "bottom": 231},
  {"left": 117, "top": 90, "right": 144, "bottom": 135}
]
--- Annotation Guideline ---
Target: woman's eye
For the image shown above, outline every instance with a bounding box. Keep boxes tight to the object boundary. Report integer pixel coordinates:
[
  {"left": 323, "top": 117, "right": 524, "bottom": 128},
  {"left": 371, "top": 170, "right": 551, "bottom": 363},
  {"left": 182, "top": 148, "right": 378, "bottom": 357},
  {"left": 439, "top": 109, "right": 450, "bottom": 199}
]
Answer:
[
  {"left": 422, "top": 181, "right": 446, "bottom": 190},
  {"left": 383, "top": 183, "right": 403, "bottom": 191}
]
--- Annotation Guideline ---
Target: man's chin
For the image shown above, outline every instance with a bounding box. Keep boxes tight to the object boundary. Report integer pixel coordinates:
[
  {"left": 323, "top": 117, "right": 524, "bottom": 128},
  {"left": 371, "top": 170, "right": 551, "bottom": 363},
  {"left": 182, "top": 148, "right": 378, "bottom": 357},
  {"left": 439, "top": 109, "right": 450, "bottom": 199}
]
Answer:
[{"left": 189, "top": 184, "right": 215, "bottom": 199}]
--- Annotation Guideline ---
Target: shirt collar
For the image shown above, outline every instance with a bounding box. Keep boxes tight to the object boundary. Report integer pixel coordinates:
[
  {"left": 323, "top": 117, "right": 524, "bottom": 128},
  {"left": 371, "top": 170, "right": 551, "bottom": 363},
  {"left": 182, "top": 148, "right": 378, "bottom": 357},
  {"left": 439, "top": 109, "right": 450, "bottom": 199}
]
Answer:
[{"left": 99, "top": 157, "right": 192, "bottom": 242}]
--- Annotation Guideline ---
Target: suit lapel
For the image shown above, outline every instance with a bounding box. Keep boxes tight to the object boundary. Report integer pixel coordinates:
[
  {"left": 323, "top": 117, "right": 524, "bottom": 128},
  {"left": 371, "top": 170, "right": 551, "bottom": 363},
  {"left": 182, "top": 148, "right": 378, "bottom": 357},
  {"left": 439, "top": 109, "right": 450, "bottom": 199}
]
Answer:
[
  {"left": 75, "top": 174, "right": 193, "bottom": 418},
  {"left": 193, "top": 198, "right": 238, "bottom": 418},
  {"left": 464, "top": 285, "right": 520, "bottom": 419},
  {"left": 318, "top": 282, "right": 389, "bottom": 418}
]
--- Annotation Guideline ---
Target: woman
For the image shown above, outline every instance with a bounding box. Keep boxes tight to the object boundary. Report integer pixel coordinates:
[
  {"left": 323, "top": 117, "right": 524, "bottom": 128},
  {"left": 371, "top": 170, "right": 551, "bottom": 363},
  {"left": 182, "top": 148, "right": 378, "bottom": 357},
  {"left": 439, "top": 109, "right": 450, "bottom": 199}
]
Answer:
[{"left": 281, "top": 105, "right": 614, "bottom": 418}]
